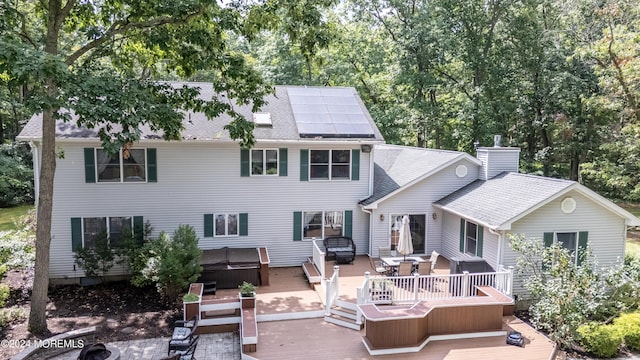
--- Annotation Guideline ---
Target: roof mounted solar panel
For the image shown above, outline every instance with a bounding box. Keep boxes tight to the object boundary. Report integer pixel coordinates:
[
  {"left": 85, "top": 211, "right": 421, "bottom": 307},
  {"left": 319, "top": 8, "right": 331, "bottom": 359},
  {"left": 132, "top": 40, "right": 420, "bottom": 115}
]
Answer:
[{"left": 288, "top": 87, "right": 376, "bottom": 138}]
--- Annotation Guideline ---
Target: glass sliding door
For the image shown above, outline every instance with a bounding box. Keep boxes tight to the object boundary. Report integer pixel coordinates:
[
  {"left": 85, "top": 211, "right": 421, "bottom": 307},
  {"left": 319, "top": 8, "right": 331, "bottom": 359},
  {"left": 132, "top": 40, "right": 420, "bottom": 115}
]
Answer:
[{"left": 390, "top": 214, "right": 426, "bottom": 253}]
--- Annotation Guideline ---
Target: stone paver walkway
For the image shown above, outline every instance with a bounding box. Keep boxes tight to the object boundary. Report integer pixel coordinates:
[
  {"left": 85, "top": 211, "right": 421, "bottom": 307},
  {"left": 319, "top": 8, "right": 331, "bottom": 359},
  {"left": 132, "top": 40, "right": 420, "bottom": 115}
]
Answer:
[{"left": 48, "top": 332, "right": 241, "bottom": 360}]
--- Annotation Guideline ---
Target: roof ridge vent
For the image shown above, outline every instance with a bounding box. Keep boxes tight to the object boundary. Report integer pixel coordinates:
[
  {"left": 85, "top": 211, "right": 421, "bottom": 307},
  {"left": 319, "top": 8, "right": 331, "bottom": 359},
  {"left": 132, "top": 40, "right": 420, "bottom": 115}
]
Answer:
[{"left": 253, "top": 112, "right": 272, "bottom": 127}]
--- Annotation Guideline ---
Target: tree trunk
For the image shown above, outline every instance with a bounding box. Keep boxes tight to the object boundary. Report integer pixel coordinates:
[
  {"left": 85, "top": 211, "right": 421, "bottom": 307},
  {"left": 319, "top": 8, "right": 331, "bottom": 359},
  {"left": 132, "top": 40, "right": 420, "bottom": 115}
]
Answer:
[
  {"left": 29, "top": 0, "right": 61, "bottom": 334},
  {"left": 569, "top": 152, "right": 579, "bottom": 181},
  {"left": 29, "top": 101, "right": 57, "bottom": 334}
]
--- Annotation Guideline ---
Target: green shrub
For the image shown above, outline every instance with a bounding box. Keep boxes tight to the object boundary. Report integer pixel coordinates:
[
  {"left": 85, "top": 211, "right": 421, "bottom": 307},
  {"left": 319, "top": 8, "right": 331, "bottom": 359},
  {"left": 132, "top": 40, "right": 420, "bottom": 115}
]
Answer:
[
  {"left": 578, "top": 322, "right": 622, "bottom": 358},
  {"left": 130, "top": 224, "right": 202, "bottom": 299},
  {"left": 0, "top": 284, "right": 9, "bottom": 307},
  {"left": 74, "top": 230, "right": 115, "bottom": 280},
  {"left": 0, "top": 306, "right": 26, "bottom": 328},
  {"left": 0, "top": 211, "right": 36, "bottom": 270},
  {"left": 614, "top": 312, "right": 640, "bottom": 351}
]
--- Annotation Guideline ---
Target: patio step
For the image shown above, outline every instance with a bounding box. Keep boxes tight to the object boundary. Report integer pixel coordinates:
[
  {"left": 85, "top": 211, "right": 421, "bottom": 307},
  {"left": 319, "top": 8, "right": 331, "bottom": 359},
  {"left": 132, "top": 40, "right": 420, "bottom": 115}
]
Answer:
[
  {"left": 324, "top": 313, "right": 362, "bottom": 331},
  {"left": 324, "top": 305, "right": 362, "bottom": 331},
  {"left": 302, "top": 259, "right": 322, "bottom": 287}
]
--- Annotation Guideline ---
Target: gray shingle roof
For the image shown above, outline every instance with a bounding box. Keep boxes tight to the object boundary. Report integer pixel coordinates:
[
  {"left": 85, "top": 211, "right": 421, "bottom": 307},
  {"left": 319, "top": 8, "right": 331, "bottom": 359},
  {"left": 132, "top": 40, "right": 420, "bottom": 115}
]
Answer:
[
  {"left": 360, "top": 144, "right": 470, "bottom": 206},
  {"left": 434, "top": 172, "right": 575, "bottom": 229},
  {"left": 17, "top": 83, "right": 384, "bottom": 143}
]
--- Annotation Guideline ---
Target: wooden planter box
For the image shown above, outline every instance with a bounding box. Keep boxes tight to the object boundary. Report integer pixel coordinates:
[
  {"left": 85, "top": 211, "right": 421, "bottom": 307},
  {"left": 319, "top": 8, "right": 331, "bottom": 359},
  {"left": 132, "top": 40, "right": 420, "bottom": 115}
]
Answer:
[{"left": 241, "top": 294, "right": 256, "bottom": 309}]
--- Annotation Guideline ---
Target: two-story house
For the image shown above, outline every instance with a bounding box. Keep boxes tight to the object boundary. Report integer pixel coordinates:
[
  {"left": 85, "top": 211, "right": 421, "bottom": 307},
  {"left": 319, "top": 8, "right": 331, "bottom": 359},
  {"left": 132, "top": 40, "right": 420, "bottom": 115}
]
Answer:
[{"left": 18, "top": 82, "right": 640, "bottom": 293}]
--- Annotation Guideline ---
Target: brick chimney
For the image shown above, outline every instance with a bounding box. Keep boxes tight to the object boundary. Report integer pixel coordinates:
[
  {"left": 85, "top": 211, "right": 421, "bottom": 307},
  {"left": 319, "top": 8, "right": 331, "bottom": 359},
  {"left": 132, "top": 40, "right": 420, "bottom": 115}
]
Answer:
[{"left": 476, "top": 135, "right": 521, "bottom": 180}]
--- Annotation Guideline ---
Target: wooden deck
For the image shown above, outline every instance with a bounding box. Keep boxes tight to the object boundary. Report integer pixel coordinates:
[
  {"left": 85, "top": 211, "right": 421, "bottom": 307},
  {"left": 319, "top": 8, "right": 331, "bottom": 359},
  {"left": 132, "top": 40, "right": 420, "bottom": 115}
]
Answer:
[
  {"left": 250, "top": 315, "right": 555, "bottom": 360},
  {"left": 196, "top": 255, "right": 556, "bottom": 359}
]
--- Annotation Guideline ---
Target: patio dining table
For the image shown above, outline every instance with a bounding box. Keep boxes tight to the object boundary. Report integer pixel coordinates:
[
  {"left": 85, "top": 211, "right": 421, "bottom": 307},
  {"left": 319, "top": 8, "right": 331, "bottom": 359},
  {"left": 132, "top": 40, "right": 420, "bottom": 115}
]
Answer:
[{"left": 380, "top": 256, "right": 428, "bottom": 275}]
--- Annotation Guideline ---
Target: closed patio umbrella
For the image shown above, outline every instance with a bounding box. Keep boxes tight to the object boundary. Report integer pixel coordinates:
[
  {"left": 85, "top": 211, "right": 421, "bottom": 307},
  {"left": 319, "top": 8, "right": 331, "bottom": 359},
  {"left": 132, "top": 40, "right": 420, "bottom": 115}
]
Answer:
[{"left": 397, "top": 215, "right": 413, "bottom": 260}]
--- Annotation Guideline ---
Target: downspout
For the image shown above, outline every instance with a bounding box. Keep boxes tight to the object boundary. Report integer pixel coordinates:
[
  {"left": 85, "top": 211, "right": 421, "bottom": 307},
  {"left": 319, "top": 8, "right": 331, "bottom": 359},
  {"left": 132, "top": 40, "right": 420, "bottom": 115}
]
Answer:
[
  {"left": 361, "top": 207, "right": 373, "bottom": 256},
  {"left": 368, "top": 146, "right": 375, "bottom": 195},
  {"left": 489, "top": 227, "right": 503, "bottom": 268},
  {"left": 30, "top": 141, "right": 40, "bottom": 208}
]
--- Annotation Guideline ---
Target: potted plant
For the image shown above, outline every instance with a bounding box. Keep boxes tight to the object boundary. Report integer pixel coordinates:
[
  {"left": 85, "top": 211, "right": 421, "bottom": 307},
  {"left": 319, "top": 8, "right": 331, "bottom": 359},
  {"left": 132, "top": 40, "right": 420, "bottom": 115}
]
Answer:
[
  {"left": 239, "top": 281, "right": 256, "bottom": 308},
  {"left": 183, "top": 293, "right": 200, "bottom": 303}
]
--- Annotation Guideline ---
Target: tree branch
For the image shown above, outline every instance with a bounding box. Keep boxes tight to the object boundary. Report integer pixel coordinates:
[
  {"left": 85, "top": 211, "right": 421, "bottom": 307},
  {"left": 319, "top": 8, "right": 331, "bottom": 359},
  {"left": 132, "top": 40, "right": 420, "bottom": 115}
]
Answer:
[
  {"left": 65, "top": 8, "right": 204, "bottom": 66},
  {"left": 373, "top": 6, "right": 398, "bottom": 44},
  {"left": 60, "top": 0, "right": 77, "bottom": 23}
]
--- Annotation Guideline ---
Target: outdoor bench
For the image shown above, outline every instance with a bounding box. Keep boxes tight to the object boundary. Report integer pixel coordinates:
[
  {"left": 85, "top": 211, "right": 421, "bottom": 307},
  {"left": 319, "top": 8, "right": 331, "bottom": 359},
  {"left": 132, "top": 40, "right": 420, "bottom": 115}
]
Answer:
[{"left": 323, "top": 236, "right": 356, "bottom": 264}]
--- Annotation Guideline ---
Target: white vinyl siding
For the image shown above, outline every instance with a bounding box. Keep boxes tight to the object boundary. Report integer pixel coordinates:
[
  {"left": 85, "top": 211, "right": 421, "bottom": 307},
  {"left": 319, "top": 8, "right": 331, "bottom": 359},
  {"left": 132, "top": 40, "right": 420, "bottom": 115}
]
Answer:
[
  {"left": 501, "top": 190, "right": 626, "bottom": 297},
  {"left": 370, "top": 158, "right": 479, "bottom": 257},
  {"left": 45, "top": 142, "right": 371, "bottom": 278},
  {"left": 476, "top": 148, "right": 520, "bottom": 180}
]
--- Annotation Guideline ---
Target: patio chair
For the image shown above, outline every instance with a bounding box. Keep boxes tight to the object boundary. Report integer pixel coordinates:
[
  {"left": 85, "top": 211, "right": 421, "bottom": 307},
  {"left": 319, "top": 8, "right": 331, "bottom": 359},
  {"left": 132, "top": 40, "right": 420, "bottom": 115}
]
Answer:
[
  {"left": 369, "top": 256, "right": 392, "bottom": 276},
  {"left": 398, "top": 261, "right": 413, "bottom": 276},
  {"left": 378, "top": 246, "right": 392, "bottom": 257},
  {"left": 167, "top": 335, "right": 199, "bottom": 360},
  {"left": 414, "top": 261, "right": 431, "bottom": 275},
  {"left": 168, "top": 316, "right": 199, "bottom": 355}
]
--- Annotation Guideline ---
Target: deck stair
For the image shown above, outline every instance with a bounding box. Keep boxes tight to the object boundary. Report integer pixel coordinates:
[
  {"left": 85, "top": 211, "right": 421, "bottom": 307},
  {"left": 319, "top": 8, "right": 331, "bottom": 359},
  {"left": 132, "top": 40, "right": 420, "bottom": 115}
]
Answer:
[
  {"left": 302, "top": 257, "right": 322, "bottom": 287},
  {"left": 324, "top": 299, "right": 362, "bottom": 331},
  {"left": 198, "top": 297, "right": 241, "bottom": 327}
]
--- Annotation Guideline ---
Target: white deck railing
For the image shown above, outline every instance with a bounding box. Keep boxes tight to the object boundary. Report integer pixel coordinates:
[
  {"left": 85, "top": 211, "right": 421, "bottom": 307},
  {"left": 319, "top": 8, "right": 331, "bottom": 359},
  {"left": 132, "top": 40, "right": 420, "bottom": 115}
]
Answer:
[
  {"left": 312, "top": 239, "right": 326, "bottom": 281},
  {"left": 324, "top": 265, "right": 340, "bottom": 316},
  {"left": 359, "top": 266, "right": 514, "bottom": 305}
]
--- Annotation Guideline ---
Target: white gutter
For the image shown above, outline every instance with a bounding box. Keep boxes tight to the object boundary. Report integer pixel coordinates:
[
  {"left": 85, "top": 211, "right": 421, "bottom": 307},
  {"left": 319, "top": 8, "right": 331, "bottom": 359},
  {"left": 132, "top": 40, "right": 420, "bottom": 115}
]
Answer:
[
  {"left": 19, "top": 136, "right": 385, "bottom": 146},
  {"left": 29, "top": 141, "right": 40, "bottom": 207},
  {"left": 432, "top": 205, "right": 500, "bottom": 232},
  {"left": 360, "top": 207, "right": 374, "bottom": 256}
]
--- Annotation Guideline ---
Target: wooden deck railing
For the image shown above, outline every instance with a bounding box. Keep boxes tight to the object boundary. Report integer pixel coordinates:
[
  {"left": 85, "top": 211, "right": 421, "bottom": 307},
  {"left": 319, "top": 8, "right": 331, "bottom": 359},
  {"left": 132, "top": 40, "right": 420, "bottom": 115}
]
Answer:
[{"left": 358, "top": 266, "right": 514, "bottom": 305}]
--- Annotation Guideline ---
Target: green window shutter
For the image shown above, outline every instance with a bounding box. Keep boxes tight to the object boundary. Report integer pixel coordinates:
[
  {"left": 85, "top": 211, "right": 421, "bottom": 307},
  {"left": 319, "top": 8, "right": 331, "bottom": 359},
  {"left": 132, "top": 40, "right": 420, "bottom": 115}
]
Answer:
[
  {"left": 477, "top": 225, "right": 484, "bottom": 257},
  {"left": 578, "top": 231, "right": 589, "bottom": 265},
  {"left": 459, "top": 219, "right": 465, "bottom": 252},
  {"left": 71, "top": 217, "right": 82, "bottom": 252},
  {"left": 293, "top": 212, "right": 302, "bottom": 241},
  {"left": 84, "top": 148, "right": 96, "bottom": 183},
  {"left": 344, "top": 210, "right": 353, "bottom": 238},
  {"left": 241, "top": 149, "right": 250, "bottom": 177},
  {"left": 279, "top": 148, "right": 288, "bottom": 176},
  {"left": 239, "top": 213, "right": 248, "bottom": 236},
  {"left": 351, "top": 149, "right": 360, "bottom": 181},
  {"left": 133, "top": 216, "right": 144, "bottom": 245},
  {"left": 542, "top": 232, "right": 554, "bottom": 270},
  {"left": 300, "top": 149, "right": 309, "bottom": 181},
  {"left": 204, "top": 214, "right": 214, "bottom": 237},
  {"left": 543, "top": 232, "right": 554, "bottom": 248},
  {"left": 147, "top": 148, "right": 157, "bottom": 182}
]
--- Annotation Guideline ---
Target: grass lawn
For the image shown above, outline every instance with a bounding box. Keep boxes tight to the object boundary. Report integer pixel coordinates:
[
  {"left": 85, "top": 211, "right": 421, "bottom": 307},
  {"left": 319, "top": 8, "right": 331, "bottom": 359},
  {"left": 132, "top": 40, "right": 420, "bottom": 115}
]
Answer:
[{"left": 0, "top": 204, "right": 34, "bottom": 232}]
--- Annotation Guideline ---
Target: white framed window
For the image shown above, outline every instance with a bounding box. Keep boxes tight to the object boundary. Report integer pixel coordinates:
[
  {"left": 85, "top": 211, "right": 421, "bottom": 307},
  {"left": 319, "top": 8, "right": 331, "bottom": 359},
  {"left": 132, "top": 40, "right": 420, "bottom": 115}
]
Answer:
[
  {"left": 309, "top": 150, "right": 350, "bottom": 180},
  {"left": 555, "top": 232, "right": 578, "bottom": 264},
  {"left": 303, "top": 211, "right": 343, "bottom": 239},
  {"left": 96, "top": 148, "right": 147, "bottom": 182},
  {"left": 83, "top": 216, "right": 132, "bottom": 248},
  {"left": 215, "top": 213, "right": 239, "bottom": 237},
  {"left": 251, "top": 149, "right": 278, "bottom": 175},
  {"left": 462, "top": 220, "right": 479, "bottom": 256}
]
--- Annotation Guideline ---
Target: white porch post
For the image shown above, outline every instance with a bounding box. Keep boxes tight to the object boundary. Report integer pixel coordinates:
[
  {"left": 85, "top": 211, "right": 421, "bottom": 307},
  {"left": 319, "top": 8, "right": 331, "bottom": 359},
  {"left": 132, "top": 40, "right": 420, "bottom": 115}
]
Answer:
[
  {"left": 413, "top": 273, "right": 420, "bottom": 303},
  {"left": 507, "top": 266, "right": 514, "bottom": 296},
  {"left": 462, "top": 271, "right": 470, "bottom": 297}
]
